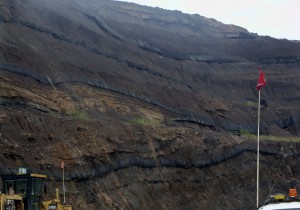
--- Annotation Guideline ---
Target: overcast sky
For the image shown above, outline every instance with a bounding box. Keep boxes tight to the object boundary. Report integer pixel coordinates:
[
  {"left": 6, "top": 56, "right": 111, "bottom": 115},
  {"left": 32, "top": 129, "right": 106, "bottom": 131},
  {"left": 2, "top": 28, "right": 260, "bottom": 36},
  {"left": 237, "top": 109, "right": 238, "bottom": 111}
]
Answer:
[{"left": 116, "top": 0, "right": 300, "bottom": 40}]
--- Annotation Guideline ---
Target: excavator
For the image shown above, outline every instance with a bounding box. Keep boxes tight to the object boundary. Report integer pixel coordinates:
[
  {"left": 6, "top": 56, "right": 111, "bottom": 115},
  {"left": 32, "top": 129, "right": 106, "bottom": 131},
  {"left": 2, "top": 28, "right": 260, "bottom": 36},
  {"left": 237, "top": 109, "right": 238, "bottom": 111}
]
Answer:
[{"left": 0, "top": 168, "right": 72, "bottom": 210}]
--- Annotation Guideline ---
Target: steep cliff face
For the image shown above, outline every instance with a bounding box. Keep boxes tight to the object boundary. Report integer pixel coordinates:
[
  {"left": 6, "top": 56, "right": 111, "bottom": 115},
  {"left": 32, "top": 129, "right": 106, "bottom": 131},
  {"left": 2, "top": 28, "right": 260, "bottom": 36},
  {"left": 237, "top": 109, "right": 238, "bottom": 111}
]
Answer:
[{"left": 1, "top": 0, "right": 300, "bottom": 209}]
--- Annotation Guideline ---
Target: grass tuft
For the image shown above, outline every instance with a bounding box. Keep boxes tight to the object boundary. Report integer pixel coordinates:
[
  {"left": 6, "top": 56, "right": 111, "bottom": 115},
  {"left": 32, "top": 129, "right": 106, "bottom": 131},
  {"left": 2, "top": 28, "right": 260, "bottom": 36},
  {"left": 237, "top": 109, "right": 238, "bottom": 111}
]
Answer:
[
  {"left": 71, "top": 110, "right": 89, "bottom": 120},
  {"left": 245, "top": 101, "right": 256, "bottom": 108},
  {"left": 130, "top": 117, "right": 161, "bottom": 126},
  {"left": 240, "top": 130, "right": 300, "bottom": 142}
]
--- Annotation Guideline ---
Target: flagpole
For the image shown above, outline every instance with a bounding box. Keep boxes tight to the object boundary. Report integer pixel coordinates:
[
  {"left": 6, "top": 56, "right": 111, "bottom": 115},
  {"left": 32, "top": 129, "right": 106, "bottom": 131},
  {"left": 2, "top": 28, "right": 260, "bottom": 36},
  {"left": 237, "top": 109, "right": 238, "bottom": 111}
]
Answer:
[
  {"left": 256, "top": 89, "right": 261, "bottom": 208},
  {"left": 256, "top": 66, "right": 266, "bottom": 208},
  {"left": 62, "top": 161, "right": 66, "bottom": 204}
]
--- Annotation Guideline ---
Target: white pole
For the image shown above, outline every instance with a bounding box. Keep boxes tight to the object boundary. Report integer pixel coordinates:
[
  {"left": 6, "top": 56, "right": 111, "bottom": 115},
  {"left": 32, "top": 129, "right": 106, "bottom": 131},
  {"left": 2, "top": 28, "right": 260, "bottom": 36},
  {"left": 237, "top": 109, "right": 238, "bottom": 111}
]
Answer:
[
  {"left": 63, "top": 166, "right": 66, "bottom": 204},
  {"left": 257, "top": 90, "right": 261, "bottom": 208}
]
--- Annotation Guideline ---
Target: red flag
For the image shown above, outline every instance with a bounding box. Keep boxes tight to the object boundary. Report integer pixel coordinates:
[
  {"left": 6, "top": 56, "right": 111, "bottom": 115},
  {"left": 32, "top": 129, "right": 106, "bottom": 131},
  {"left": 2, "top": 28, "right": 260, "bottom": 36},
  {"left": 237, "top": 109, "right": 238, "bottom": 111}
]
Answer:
[
  {"left": 256, "top": 67, "right": 267, "bottom": 90},
  {"left": 61, "top": 161, "right": 64, "bottom": 169}
]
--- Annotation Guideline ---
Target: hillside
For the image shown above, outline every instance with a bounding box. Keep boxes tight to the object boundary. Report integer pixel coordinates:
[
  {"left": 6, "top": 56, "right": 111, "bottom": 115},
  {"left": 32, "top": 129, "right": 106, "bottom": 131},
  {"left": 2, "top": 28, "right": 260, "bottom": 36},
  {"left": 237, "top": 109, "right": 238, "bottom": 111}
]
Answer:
[{"left": 1, "top": 0, "right": 300, "bottom": 209}]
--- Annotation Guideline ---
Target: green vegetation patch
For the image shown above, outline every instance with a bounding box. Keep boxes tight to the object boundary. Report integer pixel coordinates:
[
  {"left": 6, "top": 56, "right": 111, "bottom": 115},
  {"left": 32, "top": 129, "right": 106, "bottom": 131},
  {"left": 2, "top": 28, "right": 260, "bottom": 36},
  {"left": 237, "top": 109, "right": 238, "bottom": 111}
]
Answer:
[
  {"left": 245, "top": 101, "right": 257, "bottom": 108},
  {"left": 130, "top": 117, "right": 161, "bottom": 126},
  {"left": 71, "top": 110, "right": 89, "bottom": 120},
  {"left": 240, "top": 130, "right": 300, "bottom": 142}
]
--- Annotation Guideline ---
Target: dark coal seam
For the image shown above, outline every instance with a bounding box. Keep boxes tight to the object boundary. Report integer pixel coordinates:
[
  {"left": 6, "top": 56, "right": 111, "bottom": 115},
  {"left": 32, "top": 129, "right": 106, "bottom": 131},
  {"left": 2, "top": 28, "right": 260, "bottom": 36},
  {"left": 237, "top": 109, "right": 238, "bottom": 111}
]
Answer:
[
  {"left": 0, "top": 97, "right": 52, "bottom": 113},
  {"left": 137, "top": 42, "right": 241, "bottom": 63},
  {"left": 173, "top": 118, "right": 214, "bottom": 127},
  {"left": 83, "top": 13, "right": 123, "bottom": 41},
  {"left": 125, "top": 60, "right": 193, "bottom": 90},
  {"left": 0, "top": 141, "right": 296, "bottom": 181},
  {"left": 65, "top": 143, "right": 282, "bottom": 181},
  {"left": 0, "top": 62, "right": 48, "bottom": 83},
  {"left": 260, "top": 56, "right": 300, "bottom": 64},
  {"left": 0, "top": 18, "right": 119, "bottom": 61}
]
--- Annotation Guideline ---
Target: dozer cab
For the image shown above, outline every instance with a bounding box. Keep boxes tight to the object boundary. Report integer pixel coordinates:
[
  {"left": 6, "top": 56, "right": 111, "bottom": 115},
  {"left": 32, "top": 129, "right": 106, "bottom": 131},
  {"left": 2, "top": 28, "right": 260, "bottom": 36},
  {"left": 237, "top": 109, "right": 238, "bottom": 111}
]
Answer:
[{"left": 0, "top": 168, "right": 72, "bottom": 210}]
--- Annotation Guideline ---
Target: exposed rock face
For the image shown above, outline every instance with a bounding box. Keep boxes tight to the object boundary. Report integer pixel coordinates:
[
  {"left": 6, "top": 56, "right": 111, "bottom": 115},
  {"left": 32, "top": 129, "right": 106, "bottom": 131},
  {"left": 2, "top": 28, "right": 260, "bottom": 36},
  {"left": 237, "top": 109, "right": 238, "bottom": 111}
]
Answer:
[{"left": 1, "top": 0, "right": 300, "bottom": 209}]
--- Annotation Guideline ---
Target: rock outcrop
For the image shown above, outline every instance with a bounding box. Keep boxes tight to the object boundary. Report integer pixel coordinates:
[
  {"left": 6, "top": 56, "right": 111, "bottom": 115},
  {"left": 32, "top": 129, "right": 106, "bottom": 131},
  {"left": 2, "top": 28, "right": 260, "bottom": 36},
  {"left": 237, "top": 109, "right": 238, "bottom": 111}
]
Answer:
[{"left": 1, "top": 0, "right": 300, "bottom": 209}]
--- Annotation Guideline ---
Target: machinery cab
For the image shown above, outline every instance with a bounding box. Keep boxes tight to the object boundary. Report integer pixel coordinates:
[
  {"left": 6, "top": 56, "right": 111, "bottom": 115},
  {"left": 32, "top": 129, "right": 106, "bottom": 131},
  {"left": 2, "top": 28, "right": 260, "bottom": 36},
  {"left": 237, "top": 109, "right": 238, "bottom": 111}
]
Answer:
[{"left": 1, "top": 168, "right": 46, "bottom": 210}]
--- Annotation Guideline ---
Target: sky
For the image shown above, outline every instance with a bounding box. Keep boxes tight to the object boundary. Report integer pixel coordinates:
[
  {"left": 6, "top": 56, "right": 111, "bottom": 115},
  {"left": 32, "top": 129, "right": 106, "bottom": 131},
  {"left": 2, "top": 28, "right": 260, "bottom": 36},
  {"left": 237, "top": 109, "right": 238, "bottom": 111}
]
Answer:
[{"left": 116, "top": 0, "right": 300, "bottom": 40}]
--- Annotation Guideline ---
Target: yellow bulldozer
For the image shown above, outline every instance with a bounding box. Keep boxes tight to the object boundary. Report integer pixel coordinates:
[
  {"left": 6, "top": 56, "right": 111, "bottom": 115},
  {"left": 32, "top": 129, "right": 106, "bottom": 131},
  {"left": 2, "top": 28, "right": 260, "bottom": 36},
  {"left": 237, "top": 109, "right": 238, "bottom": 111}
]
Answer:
[{"left": 0, "top": 168, "right": 72, "bottom": 210}]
